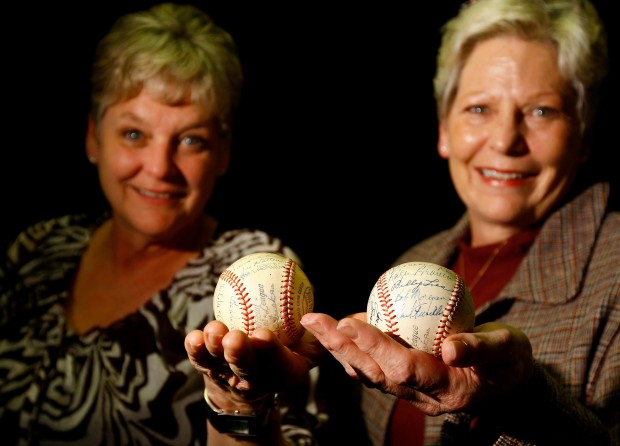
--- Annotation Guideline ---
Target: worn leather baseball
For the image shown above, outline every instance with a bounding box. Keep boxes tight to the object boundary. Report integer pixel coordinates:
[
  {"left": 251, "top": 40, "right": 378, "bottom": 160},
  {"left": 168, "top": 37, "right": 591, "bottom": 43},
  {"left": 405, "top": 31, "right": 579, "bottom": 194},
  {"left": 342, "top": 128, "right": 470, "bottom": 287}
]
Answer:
[
  {"left": 214, "top": 252, "right": 314, "bottom": 346},
  {"left": 367, "top": 261, "right": 475, "bottom": 357}
]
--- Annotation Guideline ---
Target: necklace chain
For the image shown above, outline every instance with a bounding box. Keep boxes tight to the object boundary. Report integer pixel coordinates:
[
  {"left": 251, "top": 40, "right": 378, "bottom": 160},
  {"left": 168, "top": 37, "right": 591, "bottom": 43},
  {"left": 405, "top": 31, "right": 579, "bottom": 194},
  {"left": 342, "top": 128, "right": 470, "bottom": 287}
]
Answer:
[{"left": 461, "top": 239, "right": 508, "bottom": 292}]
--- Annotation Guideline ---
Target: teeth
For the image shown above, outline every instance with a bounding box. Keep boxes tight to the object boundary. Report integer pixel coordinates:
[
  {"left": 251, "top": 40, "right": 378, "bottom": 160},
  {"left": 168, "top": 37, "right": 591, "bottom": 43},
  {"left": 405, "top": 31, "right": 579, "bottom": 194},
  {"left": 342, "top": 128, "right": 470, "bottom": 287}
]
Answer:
[
  {"left": 480, "top": 169, "right": 525, "bottom": 180},
  {"left": 138, "top": 188, "right": 173, "bottom": 198}
]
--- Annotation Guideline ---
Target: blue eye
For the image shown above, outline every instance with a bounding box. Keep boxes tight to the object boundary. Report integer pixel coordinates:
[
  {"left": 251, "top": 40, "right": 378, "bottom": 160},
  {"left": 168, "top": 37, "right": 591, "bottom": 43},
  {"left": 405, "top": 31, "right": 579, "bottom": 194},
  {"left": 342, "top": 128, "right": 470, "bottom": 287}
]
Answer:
[
  {"left": 527, "top": 106, "right": 564, "bottom": 121},
  {"left": 469, "top": 105, "right": 487, "bottom": 114},
  {"left": 182, "top": 136, "right": 200, "bottom": 145},
  {"left": 531, "top": 107, "right": 554, "bottom": 117},
  {"left": 124, "top": 130, "right": 142, "bottom": 141},
  {"left": 180, "top": 135, "right": 211, "bottom": 152}
]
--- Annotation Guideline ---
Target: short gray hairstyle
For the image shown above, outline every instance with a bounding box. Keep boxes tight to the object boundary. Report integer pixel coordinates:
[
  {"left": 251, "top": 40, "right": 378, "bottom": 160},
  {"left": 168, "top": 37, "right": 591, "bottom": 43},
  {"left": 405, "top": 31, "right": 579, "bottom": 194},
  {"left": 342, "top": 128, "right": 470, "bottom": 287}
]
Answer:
[{"left": 434, "top": 0, "right": 607, "bottom": 135}]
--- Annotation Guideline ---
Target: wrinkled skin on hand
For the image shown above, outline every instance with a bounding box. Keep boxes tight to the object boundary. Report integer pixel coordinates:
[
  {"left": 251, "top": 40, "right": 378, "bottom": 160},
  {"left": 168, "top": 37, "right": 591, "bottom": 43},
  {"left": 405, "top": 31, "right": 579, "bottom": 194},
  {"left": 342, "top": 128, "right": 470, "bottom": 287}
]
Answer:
[
  {"left": 300, "top": 312, "right": 534, "bottom": 416},
  {"left": 184, "top": 320, "right": 325, "bottom": 410}
]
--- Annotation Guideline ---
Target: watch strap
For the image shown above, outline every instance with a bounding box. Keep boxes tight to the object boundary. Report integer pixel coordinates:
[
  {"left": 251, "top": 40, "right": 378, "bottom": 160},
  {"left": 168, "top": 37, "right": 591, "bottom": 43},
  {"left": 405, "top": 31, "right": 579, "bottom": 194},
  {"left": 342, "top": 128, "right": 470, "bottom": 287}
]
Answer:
[{"left": 204, "top": 388, "right": 277, "bottom": 437}]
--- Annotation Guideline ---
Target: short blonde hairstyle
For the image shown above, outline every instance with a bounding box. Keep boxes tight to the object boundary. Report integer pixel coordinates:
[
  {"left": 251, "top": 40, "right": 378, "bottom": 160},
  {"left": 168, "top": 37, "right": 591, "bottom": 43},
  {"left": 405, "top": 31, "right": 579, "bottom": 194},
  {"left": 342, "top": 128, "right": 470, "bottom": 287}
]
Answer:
[{"left": 90, "top": 3, "right": 243, "bottom": 136}]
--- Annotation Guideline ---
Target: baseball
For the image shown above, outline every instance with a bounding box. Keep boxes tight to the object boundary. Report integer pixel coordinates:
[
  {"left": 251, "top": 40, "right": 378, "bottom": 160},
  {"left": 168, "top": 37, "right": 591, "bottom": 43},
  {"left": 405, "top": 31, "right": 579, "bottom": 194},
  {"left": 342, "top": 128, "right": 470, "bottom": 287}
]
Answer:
[
  {"left": 213, "top": 252, "right": 314, "bottom": 346},
  {"left": 367, "top": 261, "right": 475, "bottom": 357}
]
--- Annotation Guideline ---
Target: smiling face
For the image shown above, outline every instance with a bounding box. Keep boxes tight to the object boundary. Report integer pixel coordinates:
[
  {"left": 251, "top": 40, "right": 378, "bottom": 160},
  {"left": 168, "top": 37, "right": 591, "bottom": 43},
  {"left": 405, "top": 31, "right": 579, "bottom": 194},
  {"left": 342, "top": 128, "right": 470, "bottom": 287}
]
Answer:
[
  {"left": 86, "top": 89, "right": 229, "bottom": 244},
  {"left": 438, "top": 35, "right": 587, "bottom": 245}
]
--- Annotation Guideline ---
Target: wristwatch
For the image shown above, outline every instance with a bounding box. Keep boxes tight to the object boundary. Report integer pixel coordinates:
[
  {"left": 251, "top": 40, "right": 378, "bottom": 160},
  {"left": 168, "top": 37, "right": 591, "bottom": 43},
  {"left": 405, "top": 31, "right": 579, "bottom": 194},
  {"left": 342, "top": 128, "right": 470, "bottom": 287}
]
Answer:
[{"left": 204, "top": 388, "right": 277, "bottom": 437}]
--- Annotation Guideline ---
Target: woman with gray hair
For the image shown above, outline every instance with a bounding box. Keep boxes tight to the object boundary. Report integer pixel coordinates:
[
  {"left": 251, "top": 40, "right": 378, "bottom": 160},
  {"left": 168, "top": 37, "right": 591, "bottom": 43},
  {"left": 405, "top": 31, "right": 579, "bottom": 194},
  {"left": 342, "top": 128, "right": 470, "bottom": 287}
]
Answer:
[{"left": 302, "top": 0, "right": 618, "bottom": 444}]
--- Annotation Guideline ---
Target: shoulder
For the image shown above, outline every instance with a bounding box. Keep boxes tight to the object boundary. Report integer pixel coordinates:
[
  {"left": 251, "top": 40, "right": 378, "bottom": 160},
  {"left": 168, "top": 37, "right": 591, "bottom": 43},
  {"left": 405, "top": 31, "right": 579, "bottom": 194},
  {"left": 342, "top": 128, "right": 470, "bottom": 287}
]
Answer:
[
  {"left": 599, "top": 208, "right": 620, "bottom": 242},
  {"left": 3, "top": 214, "right": 97, "bottom": 276},
  {"left": 0, "top": 215, "right": 95, "bottom": 303},
  {"left": 11, "top": 214, "right": 94, "bottom": 241},
  {"left": 600, "top": 208, "right": 620, "bottom": 239},
  {"left": 5, "top": 214, "right": 94, "bottom": 262},
  {"left": 590, "top": 209, "right": 620, "bottom": 287},
  {"left": 565, "top": 182, "right": 619, "bottom": 277}
]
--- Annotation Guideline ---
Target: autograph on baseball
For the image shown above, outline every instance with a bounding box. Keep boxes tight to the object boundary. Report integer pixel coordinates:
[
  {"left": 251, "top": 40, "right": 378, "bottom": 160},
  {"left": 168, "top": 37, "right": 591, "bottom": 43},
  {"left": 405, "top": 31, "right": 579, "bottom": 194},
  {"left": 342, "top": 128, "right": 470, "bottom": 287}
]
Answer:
[
  {"left": 214, "top": 252, "right": 314, "bottom": 346},
  {"left": 367, "top": 261, "right": 475, "bottom": 357}
]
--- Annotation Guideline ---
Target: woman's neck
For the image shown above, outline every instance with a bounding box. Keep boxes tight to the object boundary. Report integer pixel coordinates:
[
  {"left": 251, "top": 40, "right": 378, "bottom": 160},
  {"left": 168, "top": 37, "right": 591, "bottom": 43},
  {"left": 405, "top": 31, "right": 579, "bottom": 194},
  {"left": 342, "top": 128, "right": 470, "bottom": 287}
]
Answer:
[{"left": 99, "top": 214, "right": 217, "bottom": 268}]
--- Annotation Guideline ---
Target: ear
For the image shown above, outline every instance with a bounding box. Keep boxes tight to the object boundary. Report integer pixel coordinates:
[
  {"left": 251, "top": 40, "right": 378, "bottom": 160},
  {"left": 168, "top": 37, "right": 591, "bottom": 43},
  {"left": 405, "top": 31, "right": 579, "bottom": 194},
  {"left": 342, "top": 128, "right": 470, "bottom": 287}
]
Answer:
[
  {"left": 85, "top": 114, "right": 100, "bottom": 163},
  {"left": 437, "top": 123, "right": 450, "bottom": 159}
]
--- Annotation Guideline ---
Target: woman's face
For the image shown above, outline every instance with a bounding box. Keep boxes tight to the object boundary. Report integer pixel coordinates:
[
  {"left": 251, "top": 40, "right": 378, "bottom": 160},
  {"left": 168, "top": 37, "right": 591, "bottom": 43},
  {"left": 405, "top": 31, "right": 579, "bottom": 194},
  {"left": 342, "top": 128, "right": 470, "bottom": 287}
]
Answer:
[
  {"left": 87, "top": 89, "right": 229, "bottom": 242},
  {"left": 439, "top": 36, "right": 587, "bottom": 244}
]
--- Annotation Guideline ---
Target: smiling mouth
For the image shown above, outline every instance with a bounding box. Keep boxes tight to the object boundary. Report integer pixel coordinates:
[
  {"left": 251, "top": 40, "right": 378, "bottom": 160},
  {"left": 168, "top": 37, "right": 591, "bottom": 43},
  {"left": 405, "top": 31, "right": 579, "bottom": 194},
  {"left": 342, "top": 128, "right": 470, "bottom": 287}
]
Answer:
[
  {"left": 479, "top": 169, "right": 531, "bottom": 180},
  {"left": 137, "top": 188, "right": 184, "bottom": 199}
]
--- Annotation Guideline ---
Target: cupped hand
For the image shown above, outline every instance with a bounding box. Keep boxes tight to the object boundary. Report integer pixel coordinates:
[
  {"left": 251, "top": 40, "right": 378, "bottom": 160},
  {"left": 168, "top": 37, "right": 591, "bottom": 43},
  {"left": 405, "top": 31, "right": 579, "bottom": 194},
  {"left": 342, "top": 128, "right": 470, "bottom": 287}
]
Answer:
[
  {"left": 300, "top": 312, "right": 533, "bottom": 416},
  {"left": 184, "top": 320, "right": 325, "bottom": 410}
]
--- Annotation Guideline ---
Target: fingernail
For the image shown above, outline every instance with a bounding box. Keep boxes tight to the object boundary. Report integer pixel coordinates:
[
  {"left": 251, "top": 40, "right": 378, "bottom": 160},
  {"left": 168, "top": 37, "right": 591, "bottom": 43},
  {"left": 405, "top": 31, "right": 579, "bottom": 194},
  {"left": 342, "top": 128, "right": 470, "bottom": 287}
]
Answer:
[
  {"left": 336, "top": 322, "right": 357, "bottom": 339},
  {"left": 206, "top": 333, "right": 223, "bottom": 345},
  {"left": 189, "top": 341, "right": 203, "bottom": 352},
  {"left": 300, "top": 315, "right": 324, "bottom": 335}
]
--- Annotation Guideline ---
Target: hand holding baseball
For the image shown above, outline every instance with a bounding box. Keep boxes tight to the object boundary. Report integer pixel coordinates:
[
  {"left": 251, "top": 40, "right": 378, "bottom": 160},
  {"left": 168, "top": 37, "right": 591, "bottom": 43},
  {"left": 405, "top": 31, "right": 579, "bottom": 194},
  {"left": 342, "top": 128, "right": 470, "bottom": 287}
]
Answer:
[{"left": 301, "top": 312, "right": 534, "bottom": 415}]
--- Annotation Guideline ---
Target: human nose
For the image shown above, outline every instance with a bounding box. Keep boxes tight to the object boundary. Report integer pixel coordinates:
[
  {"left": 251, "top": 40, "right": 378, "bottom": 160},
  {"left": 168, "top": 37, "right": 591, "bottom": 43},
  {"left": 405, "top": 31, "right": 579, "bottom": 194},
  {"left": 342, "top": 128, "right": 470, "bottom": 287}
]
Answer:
[
  {"left": 487, "top": 110, "right": 526, "bottom": 155},
  {"left": 144, "top": 142, "right": 178, "bottom": 178}
]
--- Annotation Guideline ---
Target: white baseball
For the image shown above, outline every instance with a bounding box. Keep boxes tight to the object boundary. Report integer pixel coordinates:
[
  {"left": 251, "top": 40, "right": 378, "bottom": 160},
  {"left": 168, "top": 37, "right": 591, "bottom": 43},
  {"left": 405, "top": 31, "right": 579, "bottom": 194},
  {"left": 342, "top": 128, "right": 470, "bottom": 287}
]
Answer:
[
  {"left": 367, "top": 261, "right": 475, "bottom": 357},
  {"left": 213, "top": 252, "right": 314, "bottom": 346}
]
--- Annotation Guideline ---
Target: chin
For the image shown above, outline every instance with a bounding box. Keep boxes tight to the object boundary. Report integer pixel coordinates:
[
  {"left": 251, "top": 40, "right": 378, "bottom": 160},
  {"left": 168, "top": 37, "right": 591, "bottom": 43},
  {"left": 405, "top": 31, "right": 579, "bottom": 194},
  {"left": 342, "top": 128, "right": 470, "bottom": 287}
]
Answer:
[{"left": 479, "top": 200, "right": 530, "bottom": 224}]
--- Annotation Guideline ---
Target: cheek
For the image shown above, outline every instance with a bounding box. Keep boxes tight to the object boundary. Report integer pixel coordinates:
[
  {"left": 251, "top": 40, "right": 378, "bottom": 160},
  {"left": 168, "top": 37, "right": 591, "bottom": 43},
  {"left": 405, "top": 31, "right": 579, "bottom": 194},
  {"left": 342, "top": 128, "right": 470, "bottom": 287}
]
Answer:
[
  {"left": 446, "top": 120, "right": 485, "bottom": 159},
  {"left": 103, "top": 151, "right": 140, "bottom": 181},
  {"left": 450, "top": 133, "right": 482, "bottom": 164},
  {"left": 186, "top": 158, "right": 219, "bottom": 191},
  {"left": 531, "top": 128, "right": 581, "bottom": 171},
  {"left": 461, "top": 130, "right": 482, "bottom": 149},
  {"left": 544, "top": 151, "right": 583, "bottom": 184}
]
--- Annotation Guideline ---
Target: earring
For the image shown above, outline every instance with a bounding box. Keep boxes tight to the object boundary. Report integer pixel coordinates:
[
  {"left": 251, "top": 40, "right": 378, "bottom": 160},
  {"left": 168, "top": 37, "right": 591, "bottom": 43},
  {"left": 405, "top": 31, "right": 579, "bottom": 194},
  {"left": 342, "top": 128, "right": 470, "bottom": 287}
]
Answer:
[
  {"left": 439, "top": 145, "right": 448, "bottom": 154},
  {"left": 88, "top": 155, "right": 97, "bottom": 164}
]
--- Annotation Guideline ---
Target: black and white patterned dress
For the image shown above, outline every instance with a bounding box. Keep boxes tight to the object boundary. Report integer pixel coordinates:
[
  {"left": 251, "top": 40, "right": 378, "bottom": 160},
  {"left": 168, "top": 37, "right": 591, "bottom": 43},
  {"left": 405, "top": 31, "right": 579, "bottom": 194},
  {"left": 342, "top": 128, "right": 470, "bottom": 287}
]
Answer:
[{"left": 0, "top": 214, "right": 314, "bottom": 445}]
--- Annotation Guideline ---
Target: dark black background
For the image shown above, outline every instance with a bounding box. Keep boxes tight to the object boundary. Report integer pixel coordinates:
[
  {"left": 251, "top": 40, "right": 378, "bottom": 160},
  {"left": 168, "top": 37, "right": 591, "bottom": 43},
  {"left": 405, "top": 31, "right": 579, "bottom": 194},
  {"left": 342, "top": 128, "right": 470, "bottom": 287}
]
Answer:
[{"left": 2, "top": 1, "right": 616, "bottom": 318}]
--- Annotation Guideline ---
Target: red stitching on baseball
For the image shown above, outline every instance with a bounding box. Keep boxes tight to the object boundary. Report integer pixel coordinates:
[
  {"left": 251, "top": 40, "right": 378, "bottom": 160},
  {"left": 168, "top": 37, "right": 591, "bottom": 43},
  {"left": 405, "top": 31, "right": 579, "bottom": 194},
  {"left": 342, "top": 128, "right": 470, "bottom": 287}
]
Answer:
[
  {"left": 220, "top": 269, "right": 255, "bottom": 335},
  {"left": 281, "top": 258, "right": 299, "bottom": 341},
  {"left": 376, "top": 272, "right": 399, "bottom": 334},
  {"left": 431, "top": 275, "right": 464, "bottom": 358}
]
